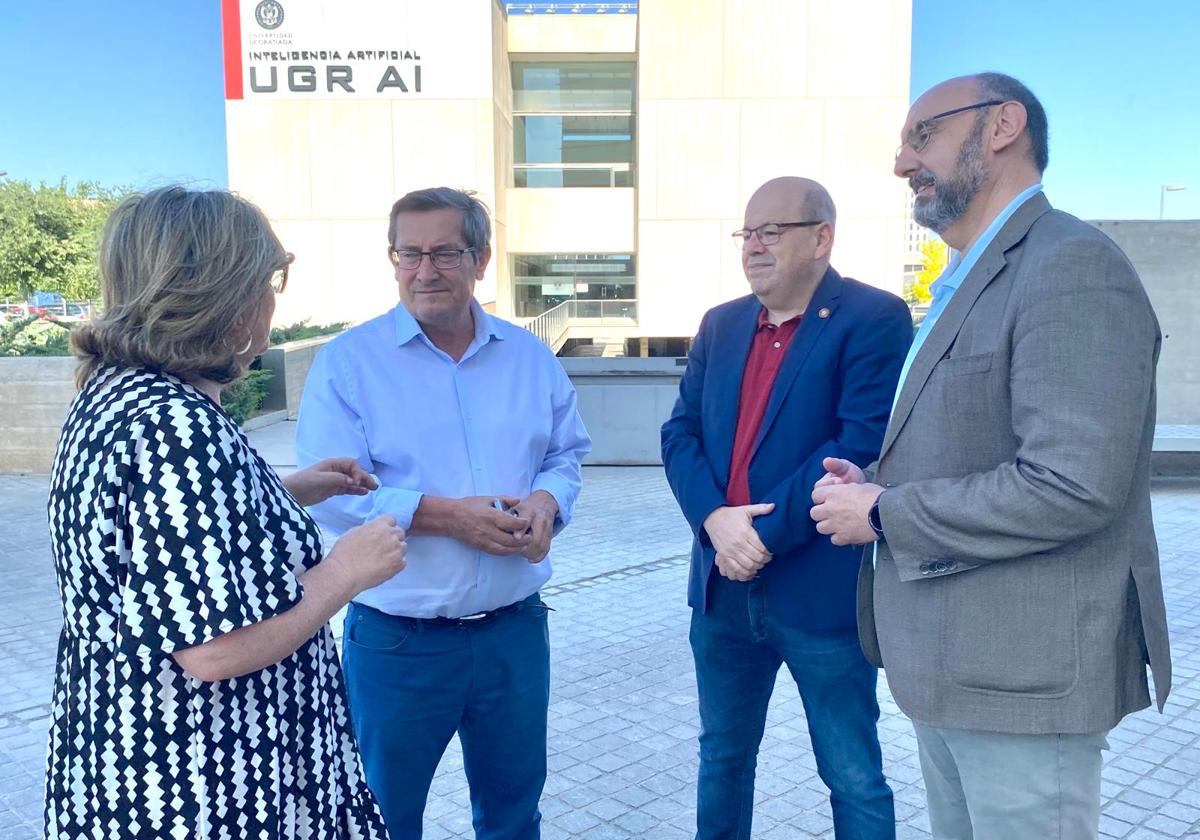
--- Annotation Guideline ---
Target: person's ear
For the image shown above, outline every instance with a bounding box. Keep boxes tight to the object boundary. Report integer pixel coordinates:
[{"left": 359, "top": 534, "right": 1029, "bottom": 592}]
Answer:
[{"left": 990, "top": 100, "right": 1028, "bottom": 155}]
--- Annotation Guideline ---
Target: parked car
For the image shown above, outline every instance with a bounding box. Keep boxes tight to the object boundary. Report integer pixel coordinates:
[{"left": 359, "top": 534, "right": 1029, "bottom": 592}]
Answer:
[
  {"left": 0, "top": 304, "right": 33, "bottom": 322},
  {"left": 55, "top": 303, "right": 91, "bottom": 322},
  {"left": 36, "top": 302, "right": 90, "bottom": 322}
]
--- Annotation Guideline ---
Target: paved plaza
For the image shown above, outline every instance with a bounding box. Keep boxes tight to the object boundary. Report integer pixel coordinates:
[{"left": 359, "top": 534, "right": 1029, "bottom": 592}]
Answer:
[{"left": 1, "top": 427, "right": 1198, "bottom": 838}]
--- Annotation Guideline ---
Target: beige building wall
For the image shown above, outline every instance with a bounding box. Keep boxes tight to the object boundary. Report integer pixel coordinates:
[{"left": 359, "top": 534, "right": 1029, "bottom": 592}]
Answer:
[
  {"left": 637, "top": 0, "right": 912, "bottom": 337},
  {"left": 225, "top": 1, "right": 911, "bottom": 338},
  {"left": 507, "top": 9, "right": 637, "bottom": 54},
  {"left": 225, "top": 0, "right": 507, "bottom": 326},
  {"left": 501, "top": 11, "right": 638, "bottom": 321}
]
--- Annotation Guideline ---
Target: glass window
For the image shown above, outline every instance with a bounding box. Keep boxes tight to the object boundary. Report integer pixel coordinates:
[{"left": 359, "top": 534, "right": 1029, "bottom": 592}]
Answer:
[
  {"left": 512, "top": 61, "right": 635, "bottom": 189},
  {"left": 512, "top": 254, "right": 636, "bottom": 318},
  {"left": 512, "top": 62, "right": 635, "bottom": 113},
  {"left": 514, "top": 115, "right": 633, "bottom": 187}
]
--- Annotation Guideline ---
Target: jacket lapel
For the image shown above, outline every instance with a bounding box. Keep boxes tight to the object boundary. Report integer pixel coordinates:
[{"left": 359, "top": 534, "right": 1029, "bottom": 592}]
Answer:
[
  {"left": 880, "top": 193, "right": 1052, "bottom": 461},
  {"left": 751, "top": 268, "right": 843, "bottom": 457},
  {"left": 710, "top": 297, "right": 760, "bottom": 485}
]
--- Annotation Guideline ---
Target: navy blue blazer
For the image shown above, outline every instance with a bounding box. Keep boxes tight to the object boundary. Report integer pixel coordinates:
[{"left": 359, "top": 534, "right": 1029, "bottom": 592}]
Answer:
[{"left": 661, "top": 268, "right": 913, "bottom": 631}]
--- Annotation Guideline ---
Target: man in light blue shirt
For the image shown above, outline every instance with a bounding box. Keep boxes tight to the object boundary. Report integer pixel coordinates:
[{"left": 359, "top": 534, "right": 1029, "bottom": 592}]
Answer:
[{"left": 296, "top": 186, "right": 591, "bottom": 839}]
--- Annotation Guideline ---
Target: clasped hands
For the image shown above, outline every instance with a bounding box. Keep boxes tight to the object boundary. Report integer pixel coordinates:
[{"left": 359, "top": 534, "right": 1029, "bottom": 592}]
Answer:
[
  {"left": 703, "top": 503, "right": 775, "bottom": 581},
  {"left": 809, "top": 457, "right": 885, "bottom": 546},
  {"left": 452, "top": 490, "right": 559, "bottom": 564}
]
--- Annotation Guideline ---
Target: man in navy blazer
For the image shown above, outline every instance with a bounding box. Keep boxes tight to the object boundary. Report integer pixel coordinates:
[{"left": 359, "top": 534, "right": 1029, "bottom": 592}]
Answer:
[{"left": 661, "top": 177, "right": 912, "bottom": 839}]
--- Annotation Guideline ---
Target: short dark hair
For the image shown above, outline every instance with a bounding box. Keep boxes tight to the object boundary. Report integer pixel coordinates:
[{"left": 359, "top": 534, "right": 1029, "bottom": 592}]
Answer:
[
  {"left": 975, "top": 72, "right": 1049, "bottom": 173},
  {"left": 387, "top": 187, "right": 492, "bottom": 254}
]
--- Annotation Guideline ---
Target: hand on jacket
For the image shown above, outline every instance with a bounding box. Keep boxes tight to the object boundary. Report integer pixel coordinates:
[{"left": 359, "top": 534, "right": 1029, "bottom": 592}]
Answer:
[{"left": 704, "top": 503, "right": 775, "bottom": 581}]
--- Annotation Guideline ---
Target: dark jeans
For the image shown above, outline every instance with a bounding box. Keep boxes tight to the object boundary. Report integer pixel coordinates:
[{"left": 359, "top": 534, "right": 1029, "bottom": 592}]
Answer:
[
  {"left": 342, "top": 595, "right": 551, "bottom": 840},
  {"left": 690, "top": 577, "right": 894, "bottom": 839}
]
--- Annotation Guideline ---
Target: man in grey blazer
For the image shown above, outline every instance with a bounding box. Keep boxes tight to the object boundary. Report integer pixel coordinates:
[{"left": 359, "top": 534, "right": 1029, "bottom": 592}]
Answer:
[{"left": 809, "top": 72, "right": 1171, "bottom": 839}]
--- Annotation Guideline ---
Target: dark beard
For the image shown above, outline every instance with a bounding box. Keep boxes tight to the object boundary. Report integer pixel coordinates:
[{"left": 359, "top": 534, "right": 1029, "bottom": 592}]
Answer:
[{"left": 913, "top": 118, "right": 989, "bottom": 234}]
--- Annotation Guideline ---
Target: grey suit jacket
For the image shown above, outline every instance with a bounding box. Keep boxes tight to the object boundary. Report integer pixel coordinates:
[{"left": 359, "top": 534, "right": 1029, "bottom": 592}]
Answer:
[{"left": 859, "top": 192, "right": 1171, "bottom": 735}]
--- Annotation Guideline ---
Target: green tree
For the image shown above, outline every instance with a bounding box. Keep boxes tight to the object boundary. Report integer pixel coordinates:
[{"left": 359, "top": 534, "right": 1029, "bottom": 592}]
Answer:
[
  {"left": 0, "top": 179, "right": 127, "bottom": 302},
  {"left": 908, "top": 239, "right": 948, "bottom": 305}
]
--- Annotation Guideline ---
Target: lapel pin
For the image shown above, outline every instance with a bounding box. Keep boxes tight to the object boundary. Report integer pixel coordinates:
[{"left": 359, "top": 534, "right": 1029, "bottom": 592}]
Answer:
[{"left": 818, "top": 307, "right": 831, "bottom": 319}]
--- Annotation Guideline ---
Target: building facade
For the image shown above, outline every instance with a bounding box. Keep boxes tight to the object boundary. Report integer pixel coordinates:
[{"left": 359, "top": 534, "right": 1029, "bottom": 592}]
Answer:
[{"left": 222, "top": 0, "right": 912, "bottom": 347}]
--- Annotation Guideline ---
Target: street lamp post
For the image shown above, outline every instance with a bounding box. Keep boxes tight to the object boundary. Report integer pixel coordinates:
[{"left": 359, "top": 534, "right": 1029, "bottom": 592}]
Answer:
[{"left": 1160, "top": 184, "right": 1187, "bottom": 219}]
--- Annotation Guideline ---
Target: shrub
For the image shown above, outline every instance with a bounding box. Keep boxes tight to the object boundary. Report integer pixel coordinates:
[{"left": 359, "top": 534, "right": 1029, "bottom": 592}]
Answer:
[
  {"left": 220, "top": 368, "right": 274, "bottom": 425},
  {"left": 0, "top": 317, "right": 73, "bottom": 356},
  {"left": 269, "top": 319, "right": 348, "bottom": 346}
]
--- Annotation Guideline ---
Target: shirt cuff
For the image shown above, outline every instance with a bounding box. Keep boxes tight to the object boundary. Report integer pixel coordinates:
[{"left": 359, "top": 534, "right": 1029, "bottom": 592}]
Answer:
[
  {"left": 531, "top": 474, "right": 575, "bottom": 532},
  {"left": 368, "top": 485, "right": 424, "bottom": 531}
]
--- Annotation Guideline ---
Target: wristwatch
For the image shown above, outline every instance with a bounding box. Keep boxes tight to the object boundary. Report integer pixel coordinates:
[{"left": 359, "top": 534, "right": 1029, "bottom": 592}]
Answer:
[{"left": 868, "top": 493, "right": 886, "bottom": 540}]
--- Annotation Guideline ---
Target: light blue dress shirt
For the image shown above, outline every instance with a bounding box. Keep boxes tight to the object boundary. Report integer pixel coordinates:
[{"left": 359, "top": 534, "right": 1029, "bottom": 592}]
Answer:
[
  {"left": 295, "top": 299, "right": 592, "bottom": 618},
  {"left": 892, "top": 183, "right": 1044, "bottom": 409}
]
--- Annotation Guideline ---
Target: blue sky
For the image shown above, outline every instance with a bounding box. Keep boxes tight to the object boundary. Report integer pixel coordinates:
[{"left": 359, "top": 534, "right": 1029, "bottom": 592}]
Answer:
[{"left": 1, "top": 1, "right": 1197, "bottom": 219}]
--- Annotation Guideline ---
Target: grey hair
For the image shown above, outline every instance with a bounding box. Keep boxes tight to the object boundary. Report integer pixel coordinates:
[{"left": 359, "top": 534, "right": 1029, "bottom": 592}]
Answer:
[
  {"left": 803, "top": 183, "right": 837, "bottom": 226},
  {"left": 388, "top": 187, "right": 492, "bottom": 254},
  {"left": 974, "top": 72, "right": 1049, "bottom": 173},
  {"left": 72, "top": 186, "right": 287, "bottom": 388}
]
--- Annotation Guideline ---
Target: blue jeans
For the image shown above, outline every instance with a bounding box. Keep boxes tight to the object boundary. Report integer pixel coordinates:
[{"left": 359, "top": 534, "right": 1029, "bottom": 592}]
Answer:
[
  {"left": 690, "top": 577, "right": 894, "bottom": 840},
  {"left": 342, "top": 595, "right": 551, "bottom": 840}
]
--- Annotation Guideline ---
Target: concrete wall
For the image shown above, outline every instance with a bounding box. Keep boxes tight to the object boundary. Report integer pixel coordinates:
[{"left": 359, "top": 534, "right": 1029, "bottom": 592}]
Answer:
[
  {"left": 260, "top": 334, "right": 339, "bottom": 420},
  {"left": 0, "top": 357, "right": 76, "bottom": 474},
  {"left": 1090, "top": 220, "right": 1200, "bottom": 425},
  {"left": 562, "top": 357, "right": 682, "bottom": 465}
]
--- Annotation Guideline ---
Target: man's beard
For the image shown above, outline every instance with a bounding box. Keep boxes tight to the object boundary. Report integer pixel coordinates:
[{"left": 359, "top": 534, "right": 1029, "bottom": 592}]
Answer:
[{"left": 911, "top": 117, "right": 989, "bottom": 234}]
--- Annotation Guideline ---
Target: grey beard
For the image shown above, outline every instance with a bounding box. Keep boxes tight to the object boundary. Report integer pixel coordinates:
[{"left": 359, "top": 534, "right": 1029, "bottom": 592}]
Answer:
[{"left": 914, "top": 126, "right": 989, "bottom": 234}]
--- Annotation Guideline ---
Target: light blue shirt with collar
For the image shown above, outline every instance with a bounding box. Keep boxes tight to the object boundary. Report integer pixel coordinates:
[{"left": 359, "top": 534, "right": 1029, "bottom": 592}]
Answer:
[
  {"left": 892, "top": 182, "right": 1045, "bottom": 409},
  {"left": 296, "top": 298, "right": 592, "bottom": 618}
]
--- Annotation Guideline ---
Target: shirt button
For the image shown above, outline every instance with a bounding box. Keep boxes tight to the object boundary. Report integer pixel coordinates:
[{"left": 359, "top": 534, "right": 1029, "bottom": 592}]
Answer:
[{"left": 773, "top": 341, "right": 781, "bottom": 348}]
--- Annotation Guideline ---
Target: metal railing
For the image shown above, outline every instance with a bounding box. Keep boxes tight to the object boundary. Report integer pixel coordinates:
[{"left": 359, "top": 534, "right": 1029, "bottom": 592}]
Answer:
[
  {"left": 522, "top": 300, "right": 571, "bottom": 351},
  {"left": 513, "top": 162, "right": 633, "bottom": 188},
  {"left": 567, "top": 298, "right": 637, "bottom": 324},
  {"left": 521, "top": 298, "right": 639, "bottom": 350},
  {"left": 0, "top": 299, "right": 94, "bottom": 323}
]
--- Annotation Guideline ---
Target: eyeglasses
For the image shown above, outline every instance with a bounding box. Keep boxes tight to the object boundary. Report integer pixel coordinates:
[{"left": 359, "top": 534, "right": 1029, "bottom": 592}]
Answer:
[
  {"left": 895, "top": 100, "right": 1006, "bottom": 159},
  {"left": 388, "top": 246, "right": 476, "bottom": 270},
  {"left": 731, "top": 221, "right": 823, "bottom": 249},
  {"left": 269, "top": 252, "right": 294, "bottom": 294}
]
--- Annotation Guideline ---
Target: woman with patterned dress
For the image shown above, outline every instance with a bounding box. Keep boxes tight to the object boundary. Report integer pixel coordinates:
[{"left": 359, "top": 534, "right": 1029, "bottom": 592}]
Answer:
[{"left": 43, "top": 187, "right": 407, "bottom": 840}]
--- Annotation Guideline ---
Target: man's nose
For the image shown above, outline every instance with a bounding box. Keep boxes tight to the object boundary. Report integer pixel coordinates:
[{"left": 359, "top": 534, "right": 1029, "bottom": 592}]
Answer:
[
  {"left": 894, "top": 144, "right": 918, "bottom": 179},
  {"left": 415, "top": 253, "right": 440, "bottom": 281}
]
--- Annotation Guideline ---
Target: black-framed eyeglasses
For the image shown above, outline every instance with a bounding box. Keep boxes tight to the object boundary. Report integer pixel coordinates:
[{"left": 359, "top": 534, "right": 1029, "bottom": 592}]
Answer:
[
  {"left": 731, "top": 221, "right": 823, "bottom": 249},
  {"left": 388, "top": 246, "right": 476, "bottom": 270},
  {"left": 895, "top": 99, "right": 1006, "bottom": 158},
  {"left": 269, "top": 252, "right": 294, "bottom": 294}
]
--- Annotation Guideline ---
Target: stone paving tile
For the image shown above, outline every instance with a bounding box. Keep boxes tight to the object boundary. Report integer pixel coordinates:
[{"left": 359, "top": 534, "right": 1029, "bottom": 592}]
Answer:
[{"left": 1, "top": 470, "right": 1199, "bottom": 838}]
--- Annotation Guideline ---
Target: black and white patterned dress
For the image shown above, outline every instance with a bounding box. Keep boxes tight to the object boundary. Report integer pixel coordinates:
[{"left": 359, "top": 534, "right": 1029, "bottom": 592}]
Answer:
[{"left": 43, "top": 366, "right": 387, "bottom": 840}]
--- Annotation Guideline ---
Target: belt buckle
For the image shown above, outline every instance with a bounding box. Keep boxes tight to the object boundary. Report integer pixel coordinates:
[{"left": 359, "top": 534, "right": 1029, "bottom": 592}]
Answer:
[{"left": 458, "top": 611, "right": 490, "bottom": 622}]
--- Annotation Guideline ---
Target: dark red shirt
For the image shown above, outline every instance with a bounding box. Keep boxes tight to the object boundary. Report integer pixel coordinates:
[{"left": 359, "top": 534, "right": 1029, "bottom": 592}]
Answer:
[{"left": 726, "top": 308, "right": 802, "bottom": 507}]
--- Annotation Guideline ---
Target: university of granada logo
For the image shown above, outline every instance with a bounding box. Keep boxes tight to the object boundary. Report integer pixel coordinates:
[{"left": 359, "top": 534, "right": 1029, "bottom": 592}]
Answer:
[{"left": 255, "top": 0, "right": 284, "bottom": 30}]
